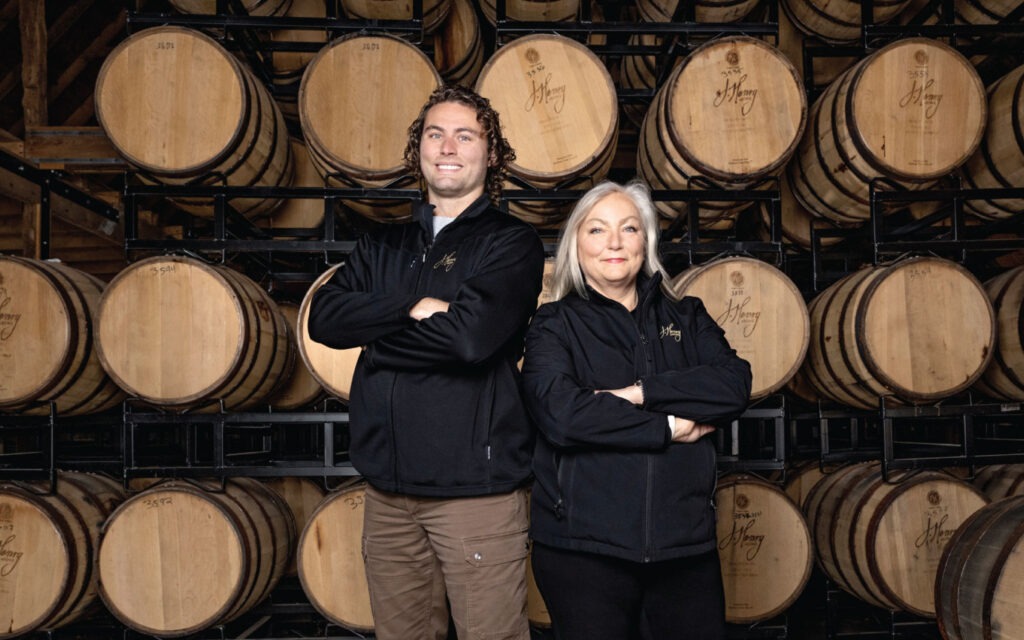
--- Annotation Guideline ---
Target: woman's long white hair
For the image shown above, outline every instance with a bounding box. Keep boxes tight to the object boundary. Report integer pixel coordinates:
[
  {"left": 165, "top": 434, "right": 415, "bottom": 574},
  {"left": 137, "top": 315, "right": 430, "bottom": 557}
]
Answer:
[{"left": 549, "top": 179, "right": 676, "bottom": 301}]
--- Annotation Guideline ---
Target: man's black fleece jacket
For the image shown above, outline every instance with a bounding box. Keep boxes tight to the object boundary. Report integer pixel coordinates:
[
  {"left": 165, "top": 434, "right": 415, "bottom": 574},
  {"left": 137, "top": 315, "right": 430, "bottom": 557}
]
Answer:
[{"left": 307, "top": 196, "right": 545, "bottom": 497}]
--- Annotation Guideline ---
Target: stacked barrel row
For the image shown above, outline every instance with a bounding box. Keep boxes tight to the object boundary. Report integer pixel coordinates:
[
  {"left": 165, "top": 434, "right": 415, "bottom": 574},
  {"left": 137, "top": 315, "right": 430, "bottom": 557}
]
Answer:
[
  {"left": 784, "top": 461, "right": 1024, "bottom": 637},
  {"left": 7, "top": 249, "right": 1024, "bottom": 414},
  {"left": 0, "top": 471, "right": 815, "bottom": 635},
  {"left": 92, "top": 23, "right": 1024, "bottom": 239},
  {"left": 7, "top": 464, "right": 1019, "bottom": 637}
]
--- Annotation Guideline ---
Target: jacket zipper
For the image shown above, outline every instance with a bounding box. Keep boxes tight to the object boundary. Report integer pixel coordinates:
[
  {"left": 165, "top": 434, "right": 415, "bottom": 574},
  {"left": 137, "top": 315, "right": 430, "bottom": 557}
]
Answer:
[
  {"left": 395, "top": 227, "right": 433, "bottom": 489},
  {"left": 636, "top": 314, "right": 655, "bottom": 562}
]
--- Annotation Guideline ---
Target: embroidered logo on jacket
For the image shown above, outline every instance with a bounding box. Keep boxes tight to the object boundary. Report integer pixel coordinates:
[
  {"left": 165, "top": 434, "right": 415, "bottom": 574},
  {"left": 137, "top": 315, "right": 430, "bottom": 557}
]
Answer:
[
  {"left": 660, "top": 323, "right": 681, "bottom": 342},
  {"left": 433, "top": 252, "right": 457, "bottom": 272}
]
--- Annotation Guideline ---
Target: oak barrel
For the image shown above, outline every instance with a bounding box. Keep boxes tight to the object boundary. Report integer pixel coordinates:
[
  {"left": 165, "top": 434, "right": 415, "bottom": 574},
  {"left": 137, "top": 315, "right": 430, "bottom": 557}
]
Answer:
[
  {"left": 297, "top": 266, "right": 363, "bottom": 401},
  {"left": 935, "top": 494, "right": 1024, "bottom": 640},
  {"left": 262, "top": 477, "right": 327, "bottom": 576},
  {"left": 265, "top": 303, "right": 326, "bottom": 410},
  {"left": 95, "top": 26, "right": 293, "bottom": 219},
  {"left": 478, "top": 0, "right": 579, "bottom": 24},
  {"left": 972, "top": 464, "right": 1024, "bottom": 501},
  {"left": 636, "top": 0, "right": 760, "bottom": 22},
  {"left": 341, "top": 0, "right": 451, "bottom": 32},
  {"left": 805, "top": 257, "right": 994, "bottom": 410},
  {"left": 716, "top": 475, "right": 813, "bottom": 623},
  {"left": 476, "top": 34, "right": 618, "bottom": 224},
  {"left": 297, "top": 483, "right": 374, "bottom": 632},
  {"left": 637, "top": 36, "right": 806, "bottom": 223},
  {"left": 804, "top": 463, "right": 988, "bottom": 616},
  {"left": 169, "top": 0, "right": 291, "bottom": 14},
  {"left": 974, "top": 266, "right": 1024, "bottom": 401},
  {"left": 960, "top": 64, "right": 1024, "bottom": 220},
  {"left": 670, "top": 256, "right": 809, "bottom": 399},
  {"left": 268, "top": 0, "right": 329, "bottom": 111},
  {"left": 781, "top": 0, "right": 914, "bottom": 44},
  {"left": 429, "top": 0, "right": 484, "bottom": 87},
  {"left": 96, "top": 256, "right": 294, "bottom": 411},
  {"left": 0, "top": 472, "right": 125, "bottom": 638},
  {"left": 0, "top": 257, "right": 124, "bottom": 416},
  {"left": 783, "top": 460, "right": 827, "bottom": 509},
  {"left": 98, "top": 478, "right": 295, "bottom": 637},
  {"left": 759, "top": 170, "right": 850, "bottom": 251},
  {"left": 956, "top": 0, "right": 1024, "bottom": 23},
  {"left": 788, "top": 38, "right": 987, "bottom": 224},
  {"left": 299, "top": 32, "right": 441, "bottom": 223},
  {"left": 257, "top": 139, "right": 328, "bottom": 237}
]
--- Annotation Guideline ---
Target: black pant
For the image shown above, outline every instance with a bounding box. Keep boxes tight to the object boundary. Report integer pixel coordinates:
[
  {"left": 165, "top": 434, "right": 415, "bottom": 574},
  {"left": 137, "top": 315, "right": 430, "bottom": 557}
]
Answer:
[{"left": 530, "top": 543, "right": 726, "bottom": 640}]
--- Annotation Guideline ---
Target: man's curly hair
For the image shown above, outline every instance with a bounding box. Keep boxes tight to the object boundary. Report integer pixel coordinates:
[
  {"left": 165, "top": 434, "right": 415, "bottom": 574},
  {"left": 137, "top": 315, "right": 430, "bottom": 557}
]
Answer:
[{"left": 404, "top": 84, "right": 516, "bottom": 205}]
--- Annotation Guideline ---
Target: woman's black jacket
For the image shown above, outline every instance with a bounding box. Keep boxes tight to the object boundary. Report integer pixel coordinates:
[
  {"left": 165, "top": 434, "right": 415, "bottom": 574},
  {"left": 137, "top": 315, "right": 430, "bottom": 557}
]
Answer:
[
  {"left": 307, "top": 196, "right": 544, "bottom": 497},
  {"left": 522, "top": 273, "right": 752, "bottom": 562}
]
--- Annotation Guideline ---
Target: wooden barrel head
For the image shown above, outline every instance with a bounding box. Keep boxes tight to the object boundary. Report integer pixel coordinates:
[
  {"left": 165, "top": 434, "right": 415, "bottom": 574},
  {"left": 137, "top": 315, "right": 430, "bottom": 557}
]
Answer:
[
  {"left": 808, "top": 257, "right": 995, "bottom": 407},
  {"left": 0, "top": 258, "right": 74, "bottom": 408},
  {"left": 858, "top": 470, "right": 988, "bottom": 616},
  {"left": 671, "top": 256, "right": 809, "bottom": 399},
  {"left": 0, "top": 488, "right": 73, "bottom": 637},
  {"left": 299, "top": 33, "right": 441, "bottom": 182},
  {"left": 97, "top": 257, "right": 245, "bottom": 406},
  {"left": 297, "top": 484, "right": 374, "bottom": 632},
  {"left": 848, "top": 38, "right": 986, "bottom": 181},
  {"left": 98, "top": 485, "right": 248, "bottom": 637},
  {"left": 95, "top": 26, "right": 245, "bottom": 174},
  {"left": 664, "top": 36, "right": 806, "bottom": 181},
  {"left": 716, "top": 476, "right": 813, "bottom": 623},
  {"left": 98, "top": 256, "right": 292, "bottom": 410},
  {"left": 0, "top": 257, "right": 122, "bottom": 416},
  {"left": 859, "top": 257, "right": 994, "bottom": 402},
  {"left": 297, "top": 266, "right": 363, "bottom": 401},
  {"left": 476, "top": 34, "right": 617, "bottom": 183}
]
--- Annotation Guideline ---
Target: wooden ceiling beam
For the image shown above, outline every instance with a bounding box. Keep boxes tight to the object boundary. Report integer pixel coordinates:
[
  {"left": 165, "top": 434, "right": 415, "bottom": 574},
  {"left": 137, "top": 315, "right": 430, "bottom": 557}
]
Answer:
[{"left": 18, "top": 0, "right": 47, "bottom": 128}]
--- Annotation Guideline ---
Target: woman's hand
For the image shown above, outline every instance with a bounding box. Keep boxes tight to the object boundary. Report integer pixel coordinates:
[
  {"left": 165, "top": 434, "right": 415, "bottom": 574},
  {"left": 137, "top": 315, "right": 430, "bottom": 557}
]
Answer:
[{"left": 670, "top": 417, "right": 716, "bottom": 443}]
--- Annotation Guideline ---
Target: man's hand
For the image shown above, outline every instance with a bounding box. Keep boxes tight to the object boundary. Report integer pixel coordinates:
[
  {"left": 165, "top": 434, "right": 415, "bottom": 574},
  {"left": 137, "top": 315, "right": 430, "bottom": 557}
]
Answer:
[
  {"left": 599, "top": 385, "right": 644, "bottom": 406},
  {"left": 410, "top": 297, "right": 450, "bottom": 321},
  {"left": 669, "top": 417, "right": 716, "bottom": 443}
]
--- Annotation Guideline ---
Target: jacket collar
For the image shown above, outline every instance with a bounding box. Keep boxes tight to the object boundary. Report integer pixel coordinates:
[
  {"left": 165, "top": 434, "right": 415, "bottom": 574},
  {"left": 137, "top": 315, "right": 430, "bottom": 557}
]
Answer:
[
  {"left": 414, "top": 194, "right": 493, "bottom": 235},
  {"left": 580, "top": 271, "right": 663, "bottom": 311}
]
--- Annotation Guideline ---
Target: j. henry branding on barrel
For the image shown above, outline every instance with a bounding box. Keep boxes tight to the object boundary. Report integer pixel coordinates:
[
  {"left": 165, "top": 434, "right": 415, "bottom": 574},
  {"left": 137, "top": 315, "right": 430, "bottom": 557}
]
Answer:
[
  {"left": 0, "top": 275, "right": 22, "bottom": 342},
  {"left": 718, "top": 493, "right": 765, "bottom": 562},
  {"left": 913, "top": 489, "right": 956, "bottom": 552},
  {"left": 899, "top": 49, "right": 943, "bottom": 120},
  {"left": 713, "top": 49, "right": 758, "bottom": 117},
  {"left": 0, "top": 503, "right": 23, "bottom": 577},
  {"left": 715, "top": 270, "right": 761, "bottom": 339},
  {"left": 522, "top": 47, "right": 566, "bottom": 114}
]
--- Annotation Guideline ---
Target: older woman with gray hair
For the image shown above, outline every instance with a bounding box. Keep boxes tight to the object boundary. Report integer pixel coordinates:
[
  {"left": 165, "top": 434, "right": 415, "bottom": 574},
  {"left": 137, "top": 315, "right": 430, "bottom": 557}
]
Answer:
[{"left": 522, "top": 180, "right": 752, "bottom": 639}]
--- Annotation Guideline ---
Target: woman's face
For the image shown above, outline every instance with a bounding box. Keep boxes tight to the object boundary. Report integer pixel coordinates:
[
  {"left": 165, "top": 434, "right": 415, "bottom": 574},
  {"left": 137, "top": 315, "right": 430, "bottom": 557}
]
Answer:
[{"left": 576, "top": 192, "right": 646, "bottom": 297}]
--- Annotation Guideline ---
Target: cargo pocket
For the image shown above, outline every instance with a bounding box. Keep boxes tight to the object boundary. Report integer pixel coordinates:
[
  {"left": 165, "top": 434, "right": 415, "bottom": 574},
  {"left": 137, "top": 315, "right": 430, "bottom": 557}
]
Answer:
[{"left": 457, "top": 529, "right": 530, "bottom": 639}]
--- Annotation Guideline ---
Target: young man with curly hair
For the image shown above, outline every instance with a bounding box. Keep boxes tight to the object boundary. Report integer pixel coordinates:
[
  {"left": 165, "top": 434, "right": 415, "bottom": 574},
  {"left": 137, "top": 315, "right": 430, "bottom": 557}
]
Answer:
[{"left": 308, "top": 85, "right": 544, "bottom": 640}]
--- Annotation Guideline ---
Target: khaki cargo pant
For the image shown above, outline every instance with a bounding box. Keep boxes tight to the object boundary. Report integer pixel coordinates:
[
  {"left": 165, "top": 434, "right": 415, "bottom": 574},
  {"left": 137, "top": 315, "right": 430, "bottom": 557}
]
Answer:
[{"left": 362, "top": 485, "right": 531, "bottom": 640}]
